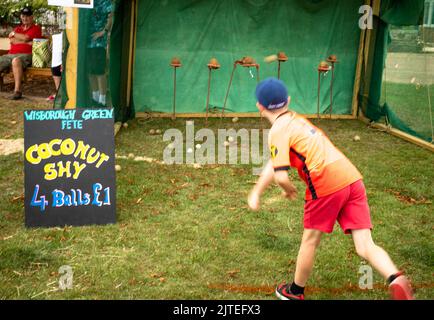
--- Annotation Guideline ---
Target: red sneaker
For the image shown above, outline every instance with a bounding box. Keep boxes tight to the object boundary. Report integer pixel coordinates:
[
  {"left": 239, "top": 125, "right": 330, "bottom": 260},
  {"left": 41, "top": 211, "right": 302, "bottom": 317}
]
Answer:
[
  {"left": 389, "top": 275, "right": 414, "bottom": 300},
  {"left": 275, "top": 283, "right": 304, "bottom": 300}
]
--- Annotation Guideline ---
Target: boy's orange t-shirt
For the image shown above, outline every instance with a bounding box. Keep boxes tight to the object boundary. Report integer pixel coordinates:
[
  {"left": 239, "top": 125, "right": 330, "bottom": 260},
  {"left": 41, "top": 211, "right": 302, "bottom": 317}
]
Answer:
[{"left": 268, "top": 111, "right": 362, "bottom": 200}]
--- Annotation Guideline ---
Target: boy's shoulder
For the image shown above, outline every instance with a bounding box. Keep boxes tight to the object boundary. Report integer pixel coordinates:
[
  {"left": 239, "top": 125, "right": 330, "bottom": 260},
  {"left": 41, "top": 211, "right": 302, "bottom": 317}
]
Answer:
[{"left": 270, "top": 111, "right": 300, "bottom": 133}]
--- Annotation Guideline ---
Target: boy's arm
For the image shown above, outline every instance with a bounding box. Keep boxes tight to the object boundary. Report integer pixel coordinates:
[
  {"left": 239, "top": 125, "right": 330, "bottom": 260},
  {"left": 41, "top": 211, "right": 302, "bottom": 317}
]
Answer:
[
  {"left": 248, "top": 160, "right": 274, "bottom": 211},
  {"left": 274, "top": 170, "right": 297, "bottom": 200}
]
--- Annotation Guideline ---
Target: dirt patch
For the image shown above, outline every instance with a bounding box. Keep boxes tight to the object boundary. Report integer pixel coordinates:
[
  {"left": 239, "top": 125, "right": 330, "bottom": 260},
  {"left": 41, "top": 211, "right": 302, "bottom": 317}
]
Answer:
[
  {"left": 0, "top": 139, "right": 23, "bottom": 155},
  {"left": 386, "top": 189, "right": 432, "bottom": 205},
  {"left": 1, "top": 74, "right": 56, "bottom": 98},
  {"left": 0, "top": 94, "right": 52, "bottom": 139}
]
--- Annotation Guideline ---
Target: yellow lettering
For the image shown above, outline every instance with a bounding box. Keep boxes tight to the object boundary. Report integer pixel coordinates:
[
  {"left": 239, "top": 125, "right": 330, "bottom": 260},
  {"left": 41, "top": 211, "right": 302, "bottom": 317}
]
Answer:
[
  {"left": 49, "top": 139, "right": 62, "bottom": 156},
  {"left": 57, "top": 161, "right": 71, "bottom": 178},
  {"left": 72, "top": 162, "right": 86, "bottom": 179},
  {"left": 86, "top": 148, "right": 100, "bottom": 164},
  {"left": 25, "top": 144, "right": 40, "bottom": 164},
  {"left": 37, "top": 143, "right": 51, "bottom": 160},
  {"left": 73, "top": 140, "right": 90, "bottom": 160},
  {"left": 60, "top": 139, "right": 75, "bottom": 156},
  {"left": 44, "top": 163, "right": 57, "bottom": 180},
  {"left": 95, "top": 153, "right": 109, "bottom": 168}
]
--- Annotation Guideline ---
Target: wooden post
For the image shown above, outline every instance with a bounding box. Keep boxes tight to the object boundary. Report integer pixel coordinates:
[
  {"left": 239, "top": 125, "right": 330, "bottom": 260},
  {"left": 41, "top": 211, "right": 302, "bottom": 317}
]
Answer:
[
  {"left": 357, "top": 0, "right": 381, "bottom": 117},
  {"left": 65, "top": 8, "right": 79, "bottom": 109},
  {"left": 358, "top": 113, "right": 434, "bottom": 152},
  {"left": 126, "top": 0, "right": 137, "bottom": 108},
  {"left": 351, "top": 25, "right": 367, "bottom": 117}
]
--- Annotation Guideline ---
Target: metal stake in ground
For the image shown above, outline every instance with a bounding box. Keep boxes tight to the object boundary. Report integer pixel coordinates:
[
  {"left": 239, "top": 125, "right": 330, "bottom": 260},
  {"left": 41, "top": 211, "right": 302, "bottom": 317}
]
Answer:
[
  {"left": 170, "top": 57, "right": 182, "bottom": 120},
  {"left": 222, "top": 56, "right": 260, "bottom": 119},
  {"left": 327, "top": 55, "right": 338, "bottom": 118},
  {"left": 277, "top": 52, "right": 288, "bottom": 79},
  {"left": 222, "top": 62, "right": 239, "bottom": 119},
  {"left": 205, "top": 58, "right": 220, "bottom": 126},
  {"left": 317, "top": 61, "right": 330, "bottom": 119}
]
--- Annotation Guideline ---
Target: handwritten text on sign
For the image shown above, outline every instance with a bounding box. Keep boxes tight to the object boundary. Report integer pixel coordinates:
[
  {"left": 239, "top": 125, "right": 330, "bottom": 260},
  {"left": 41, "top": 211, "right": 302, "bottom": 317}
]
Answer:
[{"left": 24, "top": 108, "right": 116, "bottom": 227}]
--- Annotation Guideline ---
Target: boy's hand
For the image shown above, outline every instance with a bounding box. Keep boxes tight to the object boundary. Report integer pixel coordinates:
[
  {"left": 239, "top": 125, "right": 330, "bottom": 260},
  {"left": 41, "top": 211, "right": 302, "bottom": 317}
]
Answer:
[
  {"left": 282, "top": 190, "right": 297, "bottom": 201},
  {"left": 248, "top": 191, "right": 260, "bottom": 211}
]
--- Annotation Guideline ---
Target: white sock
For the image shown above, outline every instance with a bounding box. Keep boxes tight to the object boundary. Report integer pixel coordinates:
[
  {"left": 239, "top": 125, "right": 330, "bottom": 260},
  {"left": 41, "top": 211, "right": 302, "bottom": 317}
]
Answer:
[
  {"left": 92, "top": 91, "right": 100, "bottom": 101},
  {"left": 99, "top": 94, "right": 106, "bottom": 105}
]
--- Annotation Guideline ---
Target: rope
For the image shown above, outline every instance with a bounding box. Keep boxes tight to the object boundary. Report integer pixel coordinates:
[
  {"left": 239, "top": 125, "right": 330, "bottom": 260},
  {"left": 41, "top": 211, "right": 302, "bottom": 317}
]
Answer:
[{"left": 422, "top": 25, "right": 434, "bottom": 143}]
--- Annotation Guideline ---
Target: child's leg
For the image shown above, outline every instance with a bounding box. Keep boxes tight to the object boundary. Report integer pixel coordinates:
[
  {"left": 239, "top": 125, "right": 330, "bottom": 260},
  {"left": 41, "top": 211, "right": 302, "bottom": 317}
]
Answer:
[
  {"left": 351, "top": 229, "right": 398, "bottom": 279},
  {"left": 294, "top": 228, "right": 323, "bottom": 287}
]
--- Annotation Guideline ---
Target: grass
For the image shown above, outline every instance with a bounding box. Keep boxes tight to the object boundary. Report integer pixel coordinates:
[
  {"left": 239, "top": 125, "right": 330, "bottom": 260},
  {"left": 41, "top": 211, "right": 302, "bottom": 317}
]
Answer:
[
  {"left": 380, "top": 82, "right": 434, "bottom": 141},
  {"left": 0, "top": 99, "right": 433, "bottom": 300}
]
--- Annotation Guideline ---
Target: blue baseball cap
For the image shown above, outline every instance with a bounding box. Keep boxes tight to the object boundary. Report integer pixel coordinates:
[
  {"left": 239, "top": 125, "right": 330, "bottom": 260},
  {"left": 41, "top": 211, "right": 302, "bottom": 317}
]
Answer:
[{"left": 255, "top": 77, "right": 288, "bottom": 110}]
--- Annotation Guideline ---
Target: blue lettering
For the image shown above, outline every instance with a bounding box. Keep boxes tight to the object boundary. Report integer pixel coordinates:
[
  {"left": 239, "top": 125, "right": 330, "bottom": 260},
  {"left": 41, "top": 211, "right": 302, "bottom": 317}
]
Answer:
[
  {"left": 30, "top": 184, "right": 48, "bottom": 212},
  {"left": 83, "top": 193, "right": 91, "bottom": 205},
  {"left": 52, "top": 189, "right": 65, "bottom": 207},
  {"left": 103, "top": 187, "right": 111, "bottom": 205},
  {"left": 92, "top": 183, "right": 103, "bottom": 207}
]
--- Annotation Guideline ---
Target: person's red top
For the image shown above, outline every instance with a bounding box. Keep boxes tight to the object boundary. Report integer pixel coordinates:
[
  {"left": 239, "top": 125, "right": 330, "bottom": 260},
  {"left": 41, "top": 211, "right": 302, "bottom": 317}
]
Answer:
[{"left": 9, "top": 24, "right": 42, "bottom": 54}]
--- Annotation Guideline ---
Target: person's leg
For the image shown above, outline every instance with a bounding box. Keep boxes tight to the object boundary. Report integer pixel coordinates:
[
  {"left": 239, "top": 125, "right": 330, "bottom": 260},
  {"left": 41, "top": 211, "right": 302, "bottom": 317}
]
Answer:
[
  {"left": 51, "top": 65, "right": 62, "bottom": 91},
  {"left": 0, "top": 54, "right": 13, "bottom": 73},
  {"left": 53, "top": 76, "right": 61, "bottom": 91},
  {"left": 352, "top": 229, "right": 398, "bottom": 278},
  {"left": 11, "top": 57, "right": 23, "bottom": 97},
  {"left": 47, "top": 66, "right": 62, "bottom": 100},
  {"left": 339, "top": 180, "right": 413, "bottom": 299},
  {"left": 97, "top": 74, "right": 107, "bottom": 105},
  {"left": 294, "top": 228, "right": 323, "bottom": 287},
  {"left": 95, "top": 47, "right": 108, "bottom": 105},
  {"left": 89, "top": 74, "right": 99, "bottom": 102},
  {"left": 352, "top": 229, "right": 414, "bottom": 299},
  {"left": 275, "top": 228, "right": 323, "bottom": 300},
  {"left": 87, "top": 48, "right": 100, "bottom": 102}
]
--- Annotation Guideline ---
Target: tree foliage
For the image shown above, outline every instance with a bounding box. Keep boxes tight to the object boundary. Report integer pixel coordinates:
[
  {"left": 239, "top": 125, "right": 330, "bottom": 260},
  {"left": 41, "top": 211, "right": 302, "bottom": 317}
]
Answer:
[{"left": 0, "top": 0, "right": 59, "bottom": 25}]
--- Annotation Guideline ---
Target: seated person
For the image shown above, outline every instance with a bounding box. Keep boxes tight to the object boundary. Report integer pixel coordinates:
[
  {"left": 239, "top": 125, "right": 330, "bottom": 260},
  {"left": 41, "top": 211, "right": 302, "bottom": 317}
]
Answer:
[{"left": 0, "top": 7, "right": 42, "bottom": 100}]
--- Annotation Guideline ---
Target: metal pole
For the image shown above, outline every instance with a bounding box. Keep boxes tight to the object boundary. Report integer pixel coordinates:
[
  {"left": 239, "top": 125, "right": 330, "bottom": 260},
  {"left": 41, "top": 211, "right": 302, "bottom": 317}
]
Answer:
[
  {"left": 172, "top": 67, "right": 177, "bottom": 120},
  {"left": 278, "top": 61, "right": 281, "bottom": 79},
  {"left": 317, "top": 71, "right": 321, "bottom": 119},
  {"left": 330, "top": 63, "right": 334, "bottom": 118},
  {"left": 205, "top": 68, "right": 211, "bottom": 126},
  {"left": 256, "top": 65, "right": 260, "bottom": 83},
  {"left": 256, "top": 65, "right": 263, "bottom": 129},
  {"left": 222, "top": 64, "right": 237, "bottom": 119}
]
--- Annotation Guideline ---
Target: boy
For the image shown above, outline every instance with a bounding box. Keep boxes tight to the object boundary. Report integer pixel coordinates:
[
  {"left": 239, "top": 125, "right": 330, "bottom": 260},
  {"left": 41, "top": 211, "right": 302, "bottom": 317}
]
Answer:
[{"left": 248, "top": 78, "right": 414, "bottom": 300}]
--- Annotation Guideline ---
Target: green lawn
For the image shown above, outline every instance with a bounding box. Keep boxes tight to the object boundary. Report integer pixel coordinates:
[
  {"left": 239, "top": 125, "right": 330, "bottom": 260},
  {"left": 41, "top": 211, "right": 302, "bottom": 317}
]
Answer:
[
  {"left": 0, "top": 102, "right": 433, "bottom": 299},
  {"left": 381, "top": 82, "right": 434, "bottom": 141}
]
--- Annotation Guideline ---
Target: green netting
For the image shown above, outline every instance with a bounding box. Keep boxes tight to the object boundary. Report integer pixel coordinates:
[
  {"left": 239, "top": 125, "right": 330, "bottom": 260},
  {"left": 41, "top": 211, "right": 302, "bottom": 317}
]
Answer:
[
  {"left": 58, "top": 0, "right": 133, "bottom": 122},
  {"left": 108, "top": 0, "right": 135, "bottom": 121},
  {"left": 364, "top": 0, "right": 433, "bottom": 143},
  {"left": 76, "top": 0, "right": 115, "bottom": 108},
  {"left": 133, "top": 0, "right": 363, "bottom": 115}
]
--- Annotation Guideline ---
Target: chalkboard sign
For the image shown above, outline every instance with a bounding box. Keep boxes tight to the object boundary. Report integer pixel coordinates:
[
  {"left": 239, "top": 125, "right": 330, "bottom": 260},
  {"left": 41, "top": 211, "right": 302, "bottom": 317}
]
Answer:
[{"left": 24, "top": 108, "right": 116, "bottom": 228}]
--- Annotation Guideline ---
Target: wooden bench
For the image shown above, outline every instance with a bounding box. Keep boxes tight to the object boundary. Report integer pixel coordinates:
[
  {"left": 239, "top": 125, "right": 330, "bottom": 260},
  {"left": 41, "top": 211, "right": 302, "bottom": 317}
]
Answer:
[{"left": 0, "top": 66, "right": 52, "bottom": 91}]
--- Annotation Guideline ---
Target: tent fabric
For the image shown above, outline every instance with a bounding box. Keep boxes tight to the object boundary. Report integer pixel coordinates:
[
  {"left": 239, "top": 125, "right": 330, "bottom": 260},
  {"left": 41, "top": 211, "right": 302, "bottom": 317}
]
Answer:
[
  {"left": 133, "top": 0, "right": 363, "bottom": 115},
  {"left": 363, "top": 0, "right": 431, "bottom": 142}
]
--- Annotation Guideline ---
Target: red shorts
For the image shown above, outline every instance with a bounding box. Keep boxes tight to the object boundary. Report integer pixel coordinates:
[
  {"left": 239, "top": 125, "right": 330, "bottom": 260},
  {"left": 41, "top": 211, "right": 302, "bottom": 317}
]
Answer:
[{"left": 304, "top": 180, "right": 372, "bottom": 234}]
